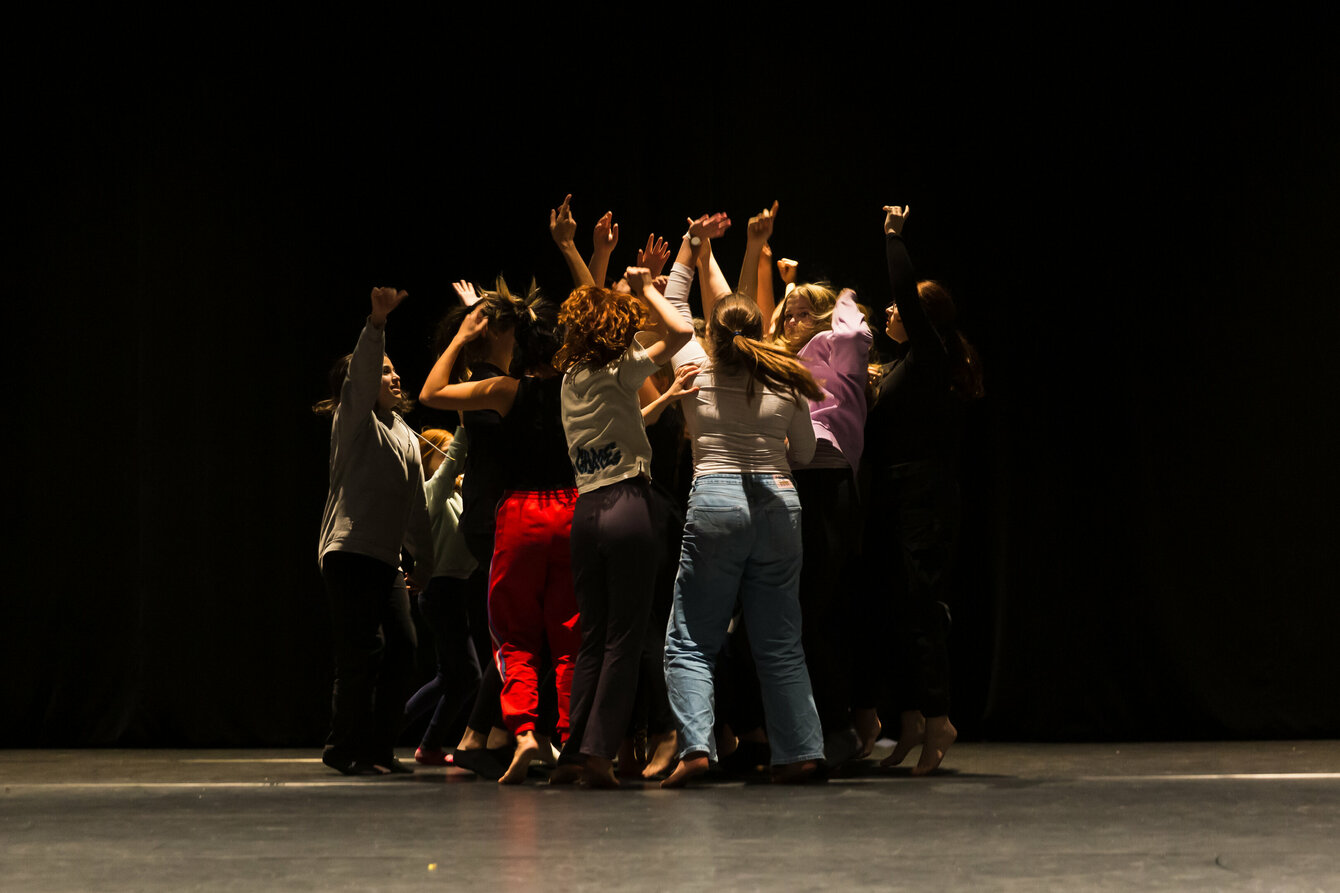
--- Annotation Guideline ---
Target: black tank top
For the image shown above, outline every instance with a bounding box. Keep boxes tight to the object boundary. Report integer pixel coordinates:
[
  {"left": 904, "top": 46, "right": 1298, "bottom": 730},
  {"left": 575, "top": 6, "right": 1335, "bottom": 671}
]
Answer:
[{"left": 499, "top": 375, "right": 576, "bottom": 491}]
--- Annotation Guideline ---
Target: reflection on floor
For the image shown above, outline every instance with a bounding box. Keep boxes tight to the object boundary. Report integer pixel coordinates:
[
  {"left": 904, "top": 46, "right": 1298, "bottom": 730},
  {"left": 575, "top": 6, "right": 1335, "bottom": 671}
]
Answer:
[{"left": 2, "top": 741, "right": 1338, "bottom": 891}]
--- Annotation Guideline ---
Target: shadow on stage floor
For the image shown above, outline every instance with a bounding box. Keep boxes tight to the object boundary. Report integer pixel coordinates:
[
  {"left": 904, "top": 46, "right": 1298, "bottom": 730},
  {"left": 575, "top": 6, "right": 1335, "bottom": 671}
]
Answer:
[{"left": 2, "top": 741, "right": 1338, "bottom": 891}]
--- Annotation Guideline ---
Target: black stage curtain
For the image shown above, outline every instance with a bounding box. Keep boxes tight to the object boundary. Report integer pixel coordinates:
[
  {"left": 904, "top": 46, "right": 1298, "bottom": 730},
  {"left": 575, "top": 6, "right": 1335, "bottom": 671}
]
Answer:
[{"left": 9, "top": 23, "right": 1339, "bottom": 745}]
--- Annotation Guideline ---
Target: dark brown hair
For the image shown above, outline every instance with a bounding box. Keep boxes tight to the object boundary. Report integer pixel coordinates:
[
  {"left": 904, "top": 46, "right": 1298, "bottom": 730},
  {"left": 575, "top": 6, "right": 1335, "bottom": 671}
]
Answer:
[
  {"left": 311, "top": 352, "right": 415, "bottom": 416},
  {"left": 917, "top": 280, "right": 985, "bottom": 401}
]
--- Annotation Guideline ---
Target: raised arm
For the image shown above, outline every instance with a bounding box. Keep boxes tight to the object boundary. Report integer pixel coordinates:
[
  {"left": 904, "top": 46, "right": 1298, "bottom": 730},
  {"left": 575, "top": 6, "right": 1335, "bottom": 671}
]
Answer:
[
  {"left": 884, "top": 204, "right": 940, "bottom": 350},
  {"left": 676, "top": 213, "right": 731, "bottom": 320},
  {"left": 756, "top": 242, "right": 777, "bottom": 329},
  {"left": 420, "top": 306, "right": 520, "bottom": 415},
  {"left": 550, "top": 194, "right": 596, "bottom": 288},
  {"left": 340, "top": 287, "right": 408, "bottom": 426},
  {"left": 589, "top": 210, "right": 619, "bottom": 288},
  {"left": 694, "top": 237, "right": 733, "bottom": 321},
  {"left": 638, "top": 234, "right": 671, "bottom": 279},
  {"left": 627, "top": 265, "right": 694, "bottom": 366},
  {"left": 736, "top": 200, "right": 778, "bottom": 304},
  {"left": 777, "top": 256, "right": 798, "bottom": 297}
]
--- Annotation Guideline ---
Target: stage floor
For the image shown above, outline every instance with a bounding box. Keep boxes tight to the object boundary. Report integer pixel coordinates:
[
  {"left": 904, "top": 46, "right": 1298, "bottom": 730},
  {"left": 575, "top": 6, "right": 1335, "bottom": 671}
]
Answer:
[{"left": 2, "top": 741, "right": 1337, "bottom": 891}]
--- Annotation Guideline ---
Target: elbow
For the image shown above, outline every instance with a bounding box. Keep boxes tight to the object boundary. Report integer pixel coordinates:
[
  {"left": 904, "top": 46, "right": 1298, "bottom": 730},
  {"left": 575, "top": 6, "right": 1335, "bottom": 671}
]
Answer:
[{"left": 665, "top": 325, "right": 694, "bottom": 356}]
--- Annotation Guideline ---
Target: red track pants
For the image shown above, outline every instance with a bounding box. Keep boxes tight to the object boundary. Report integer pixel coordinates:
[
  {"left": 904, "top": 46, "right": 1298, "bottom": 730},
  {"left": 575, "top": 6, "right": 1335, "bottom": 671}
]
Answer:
[{"left": 488, "top": 489, "right": 580, "bottom": 739}]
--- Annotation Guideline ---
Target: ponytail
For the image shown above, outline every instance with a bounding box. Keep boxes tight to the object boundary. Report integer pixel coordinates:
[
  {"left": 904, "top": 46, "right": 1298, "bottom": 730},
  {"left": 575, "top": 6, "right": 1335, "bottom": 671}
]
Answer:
[{"left": 710, "top": 295, "right": 824, "bottom": 404}]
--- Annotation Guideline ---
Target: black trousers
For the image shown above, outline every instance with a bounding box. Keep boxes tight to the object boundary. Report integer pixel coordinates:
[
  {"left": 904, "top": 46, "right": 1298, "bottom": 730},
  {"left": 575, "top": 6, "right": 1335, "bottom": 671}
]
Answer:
[
  {"left": 404, "top": 575, "right": 482, "bottom": 750},
  {"left": 863, "top": 460, "right": 960, "bottom": 718},
  {"left": 322, "top": 550, "right": 417, "bottom": 762},
  {"left": 795, "top": 466, "right": 859, "bottom": 733},
  {"left": 560, "top": 478, "right": 660, "bottom": 762}
]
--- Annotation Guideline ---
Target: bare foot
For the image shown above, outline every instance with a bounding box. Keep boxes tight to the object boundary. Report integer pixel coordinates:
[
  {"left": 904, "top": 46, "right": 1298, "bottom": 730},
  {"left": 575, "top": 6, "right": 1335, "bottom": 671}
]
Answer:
[
  {"left": 716, "top": 723, "right": 739, "bottom": 759},
  {"left": 881, "top": 710, "right": 926, "bottom": 767},
  {"left": 582, "top": 755, "right": 621, "bottom": 789},
  {"left": 485, "top": 726, "right": 512, "bottom": 749},
  {"left": 642, "top": 731, "right": 679, "bottom": 779},
  {"left": 616, "top": 738, "right": 640, "bottom": 778},
  {"left": 499, "top": 732, "right": 541, "bottom": 784},
  {"left": 853, "top": 708, "right": 882, "bottom": 759},
  {"left": 771, "top": 760, "right": 820, "bottom": 784},
  {"left": 535, "top": 735, "right": 557, "bottom": 767},
  {"left": 457, "top": 728, "right": 488, "bottom": 751},
  {"left": 661, "top": 753, "right": 709, "bottom": 789},
  {"left": 912, "top": 716, "right": 956, "bottom": 776},
  {"left": 548, "top": 763, "right": 582, "bottom": 785}
]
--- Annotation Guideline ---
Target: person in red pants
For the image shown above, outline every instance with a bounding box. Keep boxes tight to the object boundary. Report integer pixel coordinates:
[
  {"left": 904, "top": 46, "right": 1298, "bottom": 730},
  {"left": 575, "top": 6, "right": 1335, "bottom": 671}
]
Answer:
[{"left": 420, "top": 279, "right": 577, "bottom": 783}]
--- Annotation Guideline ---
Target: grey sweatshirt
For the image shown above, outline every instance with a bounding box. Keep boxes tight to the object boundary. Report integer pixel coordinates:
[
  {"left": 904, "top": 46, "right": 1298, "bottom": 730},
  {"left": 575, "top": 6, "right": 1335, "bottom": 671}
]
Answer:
[{"left": 317, "top": 318, "right": 434, "bottom": 580}]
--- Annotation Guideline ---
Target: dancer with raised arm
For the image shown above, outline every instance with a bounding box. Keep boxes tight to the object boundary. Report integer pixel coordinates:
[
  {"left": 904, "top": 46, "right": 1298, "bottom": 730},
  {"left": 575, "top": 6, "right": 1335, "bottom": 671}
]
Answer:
[
  {"left": 660, "top": 214, "right": 828, "bottom": 788},
  {"left": 549, "top": 265, "right": 694, "bottom": 787},
  {"left": 421, "top": 281, "right": 577, "bottom": 784},
  {"left": 741, "top": 202, "right": 876, "bottom": 765},
  {"left": 865, "top": 205, "right": 984, "bottom": 775},
  {"left": 315, "top": 286, "right": 433, "bottom": 776}
]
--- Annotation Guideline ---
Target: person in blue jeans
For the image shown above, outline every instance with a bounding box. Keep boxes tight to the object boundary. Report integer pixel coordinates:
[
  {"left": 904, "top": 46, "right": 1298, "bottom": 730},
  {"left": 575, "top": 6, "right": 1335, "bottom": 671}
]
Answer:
[{"left": 658, "top": 215, "right": 827, "bottom": 786}]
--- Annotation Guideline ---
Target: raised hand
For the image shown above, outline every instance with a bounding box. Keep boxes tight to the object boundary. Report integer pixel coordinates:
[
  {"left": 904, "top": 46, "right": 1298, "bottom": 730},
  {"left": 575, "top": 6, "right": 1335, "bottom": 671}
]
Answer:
[
  {"left": 638, "top": 234, "right": 671, "bottom": 277},
  {"left": 883, "top": 204, "right": 910, "bottom": 236},
  {"left": 550, "top": 193, "right": 577, "bottom": 246},
  {"left": 370, "top": 286, "right": 408, "bottom": 325},
  {"left": 686, "top": 212, "right": 731, "bottom": 241},
  {"left": 593, "top": 211, "right": 619, "bottom": 254},
  {"left": 451, "top": 280, "right": 482, "bottom": 307},
  {"left": 747, "top": 200, "right": 780, "bottom": 243},
  {"left": 453, "top": 305, "right": 489, "bottom": 344},
  {"left": 624, "top": 265, "right": 653, "bottom": 296},
  {"left": 777, "top": 257, "right": 799, "bottom": 285}
]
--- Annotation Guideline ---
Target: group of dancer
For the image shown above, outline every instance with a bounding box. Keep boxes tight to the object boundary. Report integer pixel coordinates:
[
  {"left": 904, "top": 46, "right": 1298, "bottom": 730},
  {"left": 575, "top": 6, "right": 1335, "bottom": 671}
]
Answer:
[{"left": 314, "top": 196, "right": 984, "bottom": 786}]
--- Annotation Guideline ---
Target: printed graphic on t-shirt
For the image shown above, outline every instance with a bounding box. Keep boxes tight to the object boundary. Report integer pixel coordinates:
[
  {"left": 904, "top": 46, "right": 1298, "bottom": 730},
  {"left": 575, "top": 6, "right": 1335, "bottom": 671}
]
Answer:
[{"left": 575, "top": 441, "right": 623, "bottom": 475}]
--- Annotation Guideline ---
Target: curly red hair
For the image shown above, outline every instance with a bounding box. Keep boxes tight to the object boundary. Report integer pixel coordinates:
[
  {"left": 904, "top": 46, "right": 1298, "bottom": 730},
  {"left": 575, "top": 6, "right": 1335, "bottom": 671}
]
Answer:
[{"left": 555, "top": 285, "right": 647, "bottom": 372}]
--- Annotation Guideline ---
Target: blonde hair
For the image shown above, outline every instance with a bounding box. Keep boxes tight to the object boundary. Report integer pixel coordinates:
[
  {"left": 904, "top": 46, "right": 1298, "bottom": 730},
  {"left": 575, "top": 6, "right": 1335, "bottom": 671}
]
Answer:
[{"left": 770, "top": 282, "right": 838, "bottom": 351}]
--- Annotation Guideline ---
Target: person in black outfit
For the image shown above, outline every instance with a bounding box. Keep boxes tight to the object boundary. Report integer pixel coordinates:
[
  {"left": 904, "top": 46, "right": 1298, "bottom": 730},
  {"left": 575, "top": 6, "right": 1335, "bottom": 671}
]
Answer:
[{"left": 862, "top": 205, "right": 984, "bottom": 775}]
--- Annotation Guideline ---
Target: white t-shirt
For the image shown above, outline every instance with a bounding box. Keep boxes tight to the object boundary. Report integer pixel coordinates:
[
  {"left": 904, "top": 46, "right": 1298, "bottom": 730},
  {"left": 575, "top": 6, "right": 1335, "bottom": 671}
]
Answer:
[
  {"left": 561, "top": 337, "right": 661, "bottom": 494},
  {"left": 681, "top": 364, "right": 816, "bottom": 476}
]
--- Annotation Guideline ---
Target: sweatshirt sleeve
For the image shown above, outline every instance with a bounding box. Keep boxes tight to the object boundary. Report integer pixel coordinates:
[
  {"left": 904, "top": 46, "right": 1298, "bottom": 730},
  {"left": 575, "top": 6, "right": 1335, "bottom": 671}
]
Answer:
[
  {"left": 665, "top": 261, "right": 709, "bottom": 370},
  {"left": 404, "top": 456, "right": 435, "bottom": 584},
  {"left": 335, "top": 318, "right": 386, "bottom": 444},
  {"left": 829, "top": 288, "right": 874, "bottom": 379},
  {"left": 886, "top": 234, "right": 945, "bottom": 359}
]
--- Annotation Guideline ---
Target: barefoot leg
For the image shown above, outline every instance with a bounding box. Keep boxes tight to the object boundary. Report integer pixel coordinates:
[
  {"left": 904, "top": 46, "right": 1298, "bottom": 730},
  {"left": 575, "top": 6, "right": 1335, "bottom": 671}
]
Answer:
[
  {"left": 548, "top": 763, "right": 582, "bottom": 785},
  {"left": 641, "top": 731, "right": 679, "bottom": 779},
  {"left": 771, "top": 760, "right": 821, "bottom": 784},
  {"left": 853, "top": 708, "right": 882, "bottom": 759},
  {"left": 881, "top": 710, "right": 926, "bottom": 768},
  {"left": 485, "top": 726, "right": 512, "bottom": 750},
  {"left": 912, "top": 715, "right": 956, "bottom": 776},
  {"left": 582, "top": 755, "right": 621, "bottom": 789},
  {"left": 457, "top": 728, "right": 488, "bottom": 751},
  {"left": 500, "top": 731, "right": 542, "bottom": 784},
  {"left": 661, "top": 752, "right": 710, "bottom": 789}
]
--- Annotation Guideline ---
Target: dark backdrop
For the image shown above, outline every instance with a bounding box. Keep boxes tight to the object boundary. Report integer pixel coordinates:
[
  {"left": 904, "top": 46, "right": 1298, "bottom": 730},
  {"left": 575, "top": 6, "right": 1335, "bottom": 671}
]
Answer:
[{"left": 9, "top": 15, "right": 1339, "bottom": 745}]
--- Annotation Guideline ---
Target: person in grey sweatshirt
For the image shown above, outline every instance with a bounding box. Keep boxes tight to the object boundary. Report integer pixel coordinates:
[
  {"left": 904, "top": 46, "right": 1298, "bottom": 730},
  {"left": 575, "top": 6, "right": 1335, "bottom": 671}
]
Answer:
[{"left": 315, "top": 286, "right": 433, "bottom": 776}]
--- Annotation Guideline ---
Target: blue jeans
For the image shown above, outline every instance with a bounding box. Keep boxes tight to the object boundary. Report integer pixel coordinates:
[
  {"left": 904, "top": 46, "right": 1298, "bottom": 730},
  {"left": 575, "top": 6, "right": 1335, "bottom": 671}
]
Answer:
[{"left": 664, "top": 474, "right": 824, "bottom": 765}]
